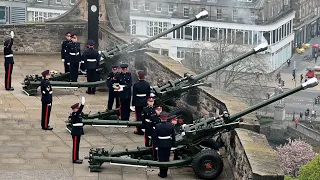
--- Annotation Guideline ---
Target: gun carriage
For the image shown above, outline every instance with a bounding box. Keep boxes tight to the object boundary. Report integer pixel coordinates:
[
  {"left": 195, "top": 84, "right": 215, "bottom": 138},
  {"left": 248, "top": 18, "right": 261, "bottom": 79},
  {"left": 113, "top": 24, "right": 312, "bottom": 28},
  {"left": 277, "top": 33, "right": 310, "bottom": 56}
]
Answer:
[
  {"left": 65, "top": 43, "right": 268, "bottom": 132},
  {"left": 84, "top": 78, "right": 318, "bottom": 179},
  {"left": 21, "top": 11, "right": 210, "bottom": 96}
]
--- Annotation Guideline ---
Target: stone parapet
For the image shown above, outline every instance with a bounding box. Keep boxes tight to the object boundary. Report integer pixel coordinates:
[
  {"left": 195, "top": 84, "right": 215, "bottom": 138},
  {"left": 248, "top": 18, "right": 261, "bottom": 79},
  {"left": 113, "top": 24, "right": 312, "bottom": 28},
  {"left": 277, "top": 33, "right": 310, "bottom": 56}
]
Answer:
[{"left": 223, "top": 128, "right": 284, "bottom": 180}]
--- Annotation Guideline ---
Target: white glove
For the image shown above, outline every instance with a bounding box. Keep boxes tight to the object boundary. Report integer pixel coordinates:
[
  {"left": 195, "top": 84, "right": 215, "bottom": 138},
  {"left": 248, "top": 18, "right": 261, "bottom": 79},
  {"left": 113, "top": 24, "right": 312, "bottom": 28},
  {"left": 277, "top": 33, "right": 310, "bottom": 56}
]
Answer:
[
  {"left": 155, "top": 147, "right": 158, "bottom": 150},
  {"left": 141, "top": 129, "right": 145, "bottom": 132},
  {"left": 81, "top": 96, "right": 85, "bottom": 105},
  {"left": 67, "top": 62, "right": 70, "bottom": 65},
  {"left": 10, "top": 31, "right": 14, "bottom": 38},
  {"left": 62, "top": 59, "right": 65, "bottom": 62},
  {"left": 130, "top": 106, "right": 135, "bottom": 112}
]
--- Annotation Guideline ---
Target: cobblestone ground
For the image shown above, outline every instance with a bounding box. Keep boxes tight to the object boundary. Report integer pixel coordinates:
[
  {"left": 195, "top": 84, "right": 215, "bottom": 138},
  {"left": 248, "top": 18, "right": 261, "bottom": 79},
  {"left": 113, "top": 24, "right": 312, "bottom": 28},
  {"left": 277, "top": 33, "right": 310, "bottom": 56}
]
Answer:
[{"left": 0, "top": 55, "right": 234, "bottom": 180}]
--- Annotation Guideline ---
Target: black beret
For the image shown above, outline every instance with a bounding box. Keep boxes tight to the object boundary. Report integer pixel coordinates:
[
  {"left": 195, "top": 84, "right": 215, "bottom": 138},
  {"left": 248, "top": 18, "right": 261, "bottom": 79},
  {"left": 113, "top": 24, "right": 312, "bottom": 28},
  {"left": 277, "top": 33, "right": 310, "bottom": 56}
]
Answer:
[
  {"left": 71, "top": 103, "right": 79, "bottom": 109},
  {"left": 120, "top": 64, "right": 128, "bottom": 68},
  {"left": 87, "top": 40, "right": 95, "bottom": 45},
  {"left": 41, "top": 70, "right": 50, "bottom": 77},
  {"left": 138, "top": 70, "right": 146, "bottom": 76}
]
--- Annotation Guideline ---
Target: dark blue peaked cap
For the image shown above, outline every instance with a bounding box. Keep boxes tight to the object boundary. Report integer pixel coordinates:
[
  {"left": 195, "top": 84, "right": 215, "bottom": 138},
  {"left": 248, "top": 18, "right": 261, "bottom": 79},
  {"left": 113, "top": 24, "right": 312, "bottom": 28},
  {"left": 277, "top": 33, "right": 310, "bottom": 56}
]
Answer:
[
  {"left": 87, "top": 40, "right": 95, "bottom": 45},
  {"left": 138, "top": 70, "right": 145, "bottom": 76},
  {"left": 41, "top": 70, "right": 50, "bottom": 77},
  {"left": 120, "top": 64, "right": 128, "bottom": 68},
  {"left": 71, "top": 103, "right": 79, "bottom": 109}
]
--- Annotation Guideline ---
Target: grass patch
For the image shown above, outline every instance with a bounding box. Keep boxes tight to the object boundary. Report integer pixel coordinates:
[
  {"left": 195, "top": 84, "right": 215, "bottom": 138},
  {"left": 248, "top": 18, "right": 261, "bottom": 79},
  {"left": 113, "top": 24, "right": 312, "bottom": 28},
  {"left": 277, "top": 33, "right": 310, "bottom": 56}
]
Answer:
[{"left": 259, "top": 117, "right": 274, "bottom": 125}]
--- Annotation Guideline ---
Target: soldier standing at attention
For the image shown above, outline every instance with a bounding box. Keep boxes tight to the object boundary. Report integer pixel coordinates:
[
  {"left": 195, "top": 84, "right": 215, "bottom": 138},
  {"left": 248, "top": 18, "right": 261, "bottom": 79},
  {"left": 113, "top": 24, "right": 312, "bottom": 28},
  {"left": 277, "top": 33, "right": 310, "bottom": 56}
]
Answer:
[
  {"left": 113, "top": 64, "right": 132, "bottom": 120},
  {"left": 66, "top": 34, "right": 81, "bottom": 82},
  {"left": 153, "top": 111, "right": 176, "bottom": 178},
  {"left": 132, "top": 70, "right": 151, "bottom": 135},
  {"left": 168, "top": 115, "right": 180, "bottom": 160},
  {"left": 4, "top": 31, "right": 14, "bottom": 91},
  {"left": 71, "top": 96, "right": 86, "bottom": 164},
  {"left": 41, "top": 70, "right": 53, "bottom": 131},
  {"left": 61, "top": 32, "right": 72, "bottom": 73},
  {"left": 107, "top": 65, "right": 120, "bottom": 110},
  {"left": 141, "top": 97, "right": 156, "bottom": 146},
  {"left": 82, "top": 40, "right": 100, "bottom": 94},
  {"left": 149, "top": 105, "right": 162, "bottom": 161}
]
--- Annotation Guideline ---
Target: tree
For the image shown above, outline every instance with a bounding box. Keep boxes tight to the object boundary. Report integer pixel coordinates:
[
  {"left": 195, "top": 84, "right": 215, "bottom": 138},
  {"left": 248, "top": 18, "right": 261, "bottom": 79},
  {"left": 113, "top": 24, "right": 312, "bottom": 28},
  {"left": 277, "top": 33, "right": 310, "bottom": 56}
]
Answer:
[
  {"left": 181, "top": 37, "right": 273, "bottom": 105},
  {"left": 297, "top": 154, "right": 320, "bottom": 180},
  {"left": 276, "top": 138, "right": 316, "bottom": 177}
]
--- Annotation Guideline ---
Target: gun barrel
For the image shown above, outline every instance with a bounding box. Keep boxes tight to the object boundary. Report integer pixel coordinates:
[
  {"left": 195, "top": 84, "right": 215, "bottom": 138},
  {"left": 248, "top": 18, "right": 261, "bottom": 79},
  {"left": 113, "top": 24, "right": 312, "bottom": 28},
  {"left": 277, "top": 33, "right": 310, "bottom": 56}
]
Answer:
[
  {"left": 82, "top": 119, "right": 142, "bottom": 126},
  {"left": 158, "top": 43, "right": 268, "bottom": 91},
  {"left": 29, "top": 80, "right": 106, "bottom": 87},
  {"left": 228, "top": 77, "right": 319, "bottom": 123},
  {"left": 138, "top": 10, "right": 208, "bottom": 48}
]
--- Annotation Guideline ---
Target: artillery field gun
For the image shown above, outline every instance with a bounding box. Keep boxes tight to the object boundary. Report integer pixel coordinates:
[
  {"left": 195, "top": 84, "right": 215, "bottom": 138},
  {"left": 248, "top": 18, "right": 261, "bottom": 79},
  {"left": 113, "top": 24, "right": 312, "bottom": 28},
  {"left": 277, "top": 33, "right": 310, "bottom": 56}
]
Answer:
[
  {"left": 65, "top": 43, "right": 268, "bottom": 132},
  {"left": 21, "top": 10, "right": 210, "bottom": 96},
  {"left": 85, "top": 78, "right": 319, "bottom": 179}
]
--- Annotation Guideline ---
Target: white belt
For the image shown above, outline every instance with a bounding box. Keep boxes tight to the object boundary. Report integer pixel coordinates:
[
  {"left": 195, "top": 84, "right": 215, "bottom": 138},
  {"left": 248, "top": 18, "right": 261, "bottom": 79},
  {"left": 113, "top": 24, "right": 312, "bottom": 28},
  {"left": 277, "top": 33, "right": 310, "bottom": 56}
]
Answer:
[
  {"left": 87, "top": 59, "right": 96, "bottom": 62},
  {"left": 5, "top": 54, "right": 13, "bottom": 57},
  {"left": 145, "top": 119, "right": 151, "bottom": 123},
  {"left": 73, "top": 123, "right": 83, "bottom": 126},
  {"left": 136, "top": 94, "right": 146, "bottom": 97},
  {"left": 158, "top": 136, "right": 171, "bottom": 139},
  {"left": 69, "top": 52, "right": 79, "bottom": 55}
]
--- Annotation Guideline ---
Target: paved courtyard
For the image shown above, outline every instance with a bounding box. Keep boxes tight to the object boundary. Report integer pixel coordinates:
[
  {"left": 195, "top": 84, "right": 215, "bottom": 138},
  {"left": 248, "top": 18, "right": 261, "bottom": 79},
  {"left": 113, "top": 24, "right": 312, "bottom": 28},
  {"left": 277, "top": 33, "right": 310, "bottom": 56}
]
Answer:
[{"left": 0, "top": 55, "right": 234, "bottom": 180}]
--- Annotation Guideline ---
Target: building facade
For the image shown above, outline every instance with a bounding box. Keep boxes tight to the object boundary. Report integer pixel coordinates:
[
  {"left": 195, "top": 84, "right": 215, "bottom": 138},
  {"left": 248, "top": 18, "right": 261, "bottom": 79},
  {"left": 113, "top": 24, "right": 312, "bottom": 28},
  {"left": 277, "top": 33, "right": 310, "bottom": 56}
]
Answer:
[
  {"left": 0, "top": 0, "right": 27, "bottom": 24},
  {"left": 292, "top": 0, "right": 320, "bottom": 51},
  {"left": 26, "top": 0, "right": 75, "bottom": 22},
  {"left": 129, "top": 0, "right": 295, "bottom": 72}
]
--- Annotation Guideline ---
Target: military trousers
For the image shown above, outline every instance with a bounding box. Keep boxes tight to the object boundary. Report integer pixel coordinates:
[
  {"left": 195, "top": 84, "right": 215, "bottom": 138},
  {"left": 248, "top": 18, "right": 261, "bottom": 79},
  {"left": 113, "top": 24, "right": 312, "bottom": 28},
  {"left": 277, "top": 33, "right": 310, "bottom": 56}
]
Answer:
[
  {"left": 86, "top": 69, "right": 96, "bottom": 94},
  {"left": 69, "top": 62, "right": 79, "bottom": 82},
  {"left": 158, "top": 147, "right": 171, "bottom": 177},
  {"left": 72, "top": 135, "right": 81, "bottom": 162},
  {"left": 64, "top": 61, "right": 70, "bottom": 73},
  {"left": 119, "top": 97, "right": 131, "bottom": 120},
  {"left": 4, "top": 63, "right": 13, "bottom": 89},
  {"left": 107, "top": 91, "right": 119, "bottom": 110},
  {"left": 41, "top": 103, "right": 52, "bottom": 129},
  {"left": 134, "top": 106, "right": 144, "bottom": 134}
]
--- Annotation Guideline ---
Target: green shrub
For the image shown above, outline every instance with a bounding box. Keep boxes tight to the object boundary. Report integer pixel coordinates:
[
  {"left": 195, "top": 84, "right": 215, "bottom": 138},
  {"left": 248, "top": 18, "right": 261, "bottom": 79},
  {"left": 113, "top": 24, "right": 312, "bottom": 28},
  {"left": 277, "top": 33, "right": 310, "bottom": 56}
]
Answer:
[{"left": 297, "top": 154, "right": 320, "bottom": 180}]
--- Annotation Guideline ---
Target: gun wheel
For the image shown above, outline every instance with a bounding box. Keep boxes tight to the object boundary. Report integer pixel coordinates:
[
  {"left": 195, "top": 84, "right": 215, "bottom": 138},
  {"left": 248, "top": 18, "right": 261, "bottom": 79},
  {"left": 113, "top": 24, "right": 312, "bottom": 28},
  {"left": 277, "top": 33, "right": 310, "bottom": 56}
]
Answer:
[{"left": 192, "top": 149, "right": 223, "bottom": 179}]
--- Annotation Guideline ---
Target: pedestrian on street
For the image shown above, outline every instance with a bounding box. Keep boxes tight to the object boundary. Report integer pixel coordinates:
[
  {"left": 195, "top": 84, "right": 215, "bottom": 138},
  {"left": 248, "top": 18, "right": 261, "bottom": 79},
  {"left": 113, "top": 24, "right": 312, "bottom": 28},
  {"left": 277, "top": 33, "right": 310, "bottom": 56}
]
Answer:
[
  {"left": 152, "top": 111, "right": 176, "bottom": 178},
  {"left": 132, "top": 70, "right": 151, "bottom": 135},
  {"left": 41, "top": 70, "right": 53, "bottom": 131},
  {"left": 61, "top": 32, "right": 72, "bottom": 73},
  {"left": 71, "top": 96, "right": 85, "bottom": 164},
  {"left": 315, "top": 54, "right": 318, "bottom": 63},
  {"left": 300, "top": 74, "right": 303, "bottom": 83},
  {"left": 292, "top": 69, "right": 296, "bottom": 81},
  {"left": 295, "top": 119, "right": 299, "bottom": 129},
  {"left": 106, "top": 65, "right": 120, "bottom": 110},
  {"left": 113, "top": 64, "right": 132, "bottom": 120},
  {"left": 287, "top": 59, "right": 291, "bottom": 67},
  {"left": 299, "top": 111, "right": 303, "bottom": 120},
  {"left": 4, "top": 31, "right": 15, "bottom": 91},
  {"left": 82, "top": 40, "right": 100, "bottom": 94}
]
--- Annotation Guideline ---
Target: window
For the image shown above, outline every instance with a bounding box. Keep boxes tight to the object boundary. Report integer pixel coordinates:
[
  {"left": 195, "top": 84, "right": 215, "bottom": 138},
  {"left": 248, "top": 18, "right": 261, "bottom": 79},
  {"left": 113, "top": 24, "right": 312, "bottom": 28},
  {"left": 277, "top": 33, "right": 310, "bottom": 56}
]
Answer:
[
  {"left": 131, "top": 20, "right": 136, "bottom": 35},
  {"left": 232, "top": 10, "right": 237, "bottom": 21},
  {"left": 147, "top": 21, "right": 168, "bottom": 37},
  {"left": 144, "top": 2, "right": 150, "bottom": 11},
  {"left": 217, "top": 9, "right": 222, "bottom": 20},
  {"left": 70, "top": 0, "right": 75, "bottom": 5},
  {"left": 37, "top": 0, "right": 43, "bottom": 2},
  {"left": 132, "top": 0, "right": 138, "bottom": 10},
  {"left": 200, "top": 7, "right": 206, "bottom": 12},
  {"left": 177, "top": 51, "right": 185, "bottom": 58},
  {"left": 162, "top": 49, "right": 169, "bottom": 56},
  {"left": 156, "top": 4, "right": 162, "bottom": 12},
  {"left": 56, "top": 0, "right": 61, "bottom": 4},
  {"left": 183, "top": 7, "right": 189, "bottom": 17},
  {"left": 250, "top": 11, "right": 255, "bottom": 20},
  {"left": 168, "top": 4, "right": 174, "bottom": 12}
]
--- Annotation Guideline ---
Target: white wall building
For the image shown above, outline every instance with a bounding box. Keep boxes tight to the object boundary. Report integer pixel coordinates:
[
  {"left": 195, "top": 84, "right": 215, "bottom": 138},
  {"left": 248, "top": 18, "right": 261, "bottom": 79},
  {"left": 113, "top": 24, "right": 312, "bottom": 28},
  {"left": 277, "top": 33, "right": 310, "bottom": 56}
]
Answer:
[{"left": 129, "top": 0, "right": 295, "bottom": 73}]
